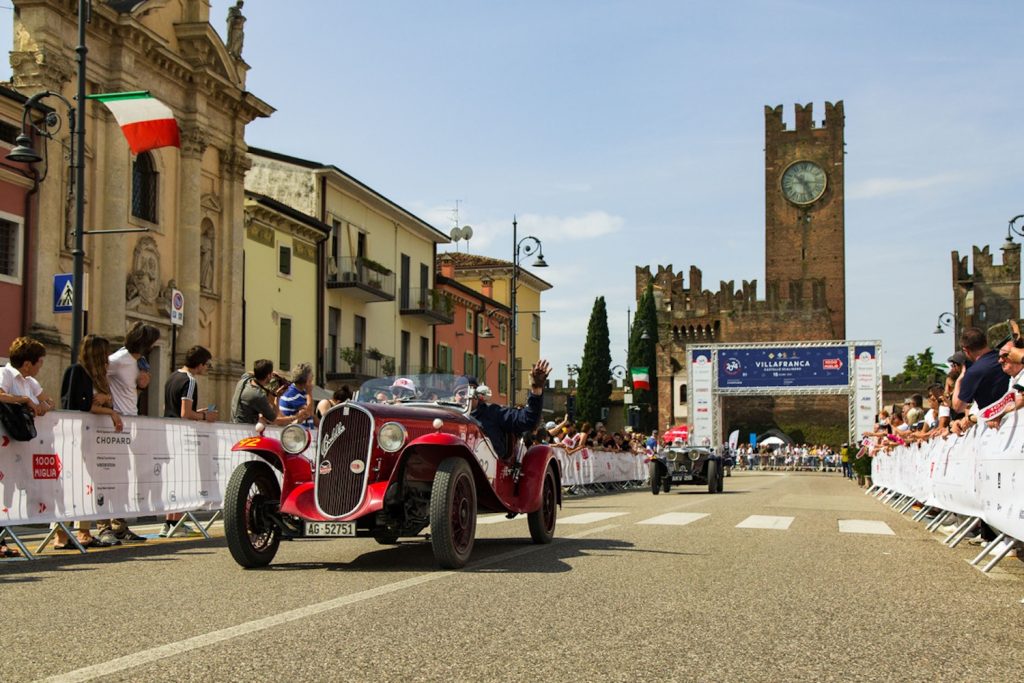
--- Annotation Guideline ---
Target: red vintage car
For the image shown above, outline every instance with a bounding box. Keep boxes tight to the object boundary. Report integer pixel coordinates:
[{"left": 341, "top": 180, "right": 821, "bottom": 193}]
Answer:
[{"left": 223, "top": 374, "right": 561, "bottom": 569}]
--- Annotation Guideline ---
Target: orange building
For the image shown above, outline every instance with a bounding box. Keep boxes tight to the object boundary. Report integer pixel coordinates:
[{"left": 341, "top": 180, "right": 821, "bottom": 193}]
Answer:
[{"left": 434, "top": 272, "right": 512, "bottom": 406}]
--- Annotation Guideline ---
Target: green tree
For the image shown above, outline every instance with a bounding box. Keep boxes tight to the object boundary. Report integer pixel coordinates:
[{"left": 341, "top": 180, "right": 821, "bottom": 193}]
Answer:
[
  {"left": 894, "top": 347, "right": 946, "bottom": 383},
  {"left": 628, "top": 282, "right": 660, "bottom": 433},
  {"left": 576, "top": 296, "right": 612, "bottom": 424}
]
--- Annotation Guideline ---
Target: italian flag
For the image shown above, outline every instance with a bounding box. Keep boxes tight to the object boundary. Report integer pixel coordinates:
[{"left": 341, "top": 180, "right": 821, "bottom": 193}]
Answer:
[
  {"left": 91, "top": 91, "right": 180, "bottom": 155},
  {"left": 631, "top": 367, "right": 650, "bottom": 391}
]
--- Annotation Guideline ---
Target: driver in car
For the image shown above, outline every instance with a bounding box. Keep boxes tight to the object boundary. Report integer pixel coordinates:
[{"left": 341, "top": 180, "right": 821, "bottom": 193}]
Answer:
[
  {"left": 390, "top": 377, "right": 418, "bottom": 402},
  {"left": 462, "top": 360, "right": 551, "bottom": 460}
]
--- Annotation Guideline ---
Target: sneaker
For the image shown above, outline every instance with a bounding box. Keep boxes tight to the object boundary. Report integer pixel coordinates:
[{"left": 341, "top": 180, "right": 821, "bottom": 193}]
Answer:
[
  {"left": 966, "top": 534, "right": 986, "bottom": 545},
  {"left": 116, "top": 529, "right": 147, "bottom": 543},
  {"left": 937, "top": 524, "right": 957, "bottom": 535},
  {"left": 97, "top": 529, "right": 122, "bottom": 546},
  {"left": 159, "top": 522, "right": 173, "bottom": 537}
]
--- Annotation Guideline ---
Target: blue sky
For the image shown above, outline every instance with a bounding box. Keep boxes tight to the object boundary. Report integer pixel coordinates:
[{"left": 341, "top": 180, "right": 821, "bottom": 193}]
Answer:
[{"left": 5, "top": 1, "right": 1023, "bottom": 379}]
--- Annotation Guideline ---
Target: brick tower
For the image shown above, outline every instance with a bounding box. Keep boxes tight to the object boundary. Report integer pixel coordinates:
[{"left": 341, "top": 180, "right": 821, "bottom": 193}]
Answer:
[{"left": 764, "top": 101, "right": 846, "bottom": 339}]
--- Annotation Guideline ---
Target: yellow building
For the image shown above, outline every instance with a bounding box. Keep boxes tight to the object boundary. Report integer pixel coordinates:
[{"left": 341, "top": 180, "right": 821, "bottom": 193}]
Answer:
[
  {"left": 242, "top": 192, "right": 329, "bottom": 376},
  {"left": 436, "top": 253, "right": 552, "bottom": 405},
  {"left": 9, "top": 0, "right": 272, "bottom": 413},
  {"left": 245, "top": 148, "right": 452, "bottom": 387}
]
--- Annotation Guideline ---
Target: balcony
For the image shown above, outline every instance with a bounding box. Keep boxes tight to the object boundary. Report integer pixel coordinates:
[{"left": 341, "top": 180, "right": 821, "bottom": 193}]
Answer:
[
  {"left": 326, "top": 257, "right": 396, "bottom": 302},
  {"left": 400, "top": 287, "right": 455, "bottom": 325},
  {"left": 324, "top": 346, "right": 396, "bottom": 382}
]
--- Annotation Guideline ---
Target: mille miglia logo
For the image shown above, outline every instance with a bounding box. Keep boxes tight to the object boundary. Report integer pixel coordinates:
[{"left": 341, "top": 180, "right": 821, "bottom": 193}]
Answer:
[{"left": 322, "top": 422, "right": 347, "bottom": 453}]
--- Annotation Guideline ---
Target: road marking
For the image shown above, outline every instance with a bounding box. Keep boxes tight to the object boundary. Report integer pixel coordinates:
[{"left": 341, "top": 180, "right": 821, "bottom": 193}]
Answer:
[
  {"left": 38, "top": 524, "right": 619, "bottom": 683},
  {"left": 637, "top": 512, "right": 709, "bottom": 526},
  {"left": 559, "top": 512, "right": 629, "bottom": 524},
  {"left": 838, "top": 519, "right": 895, "bottom": 535},
  {"left": 477, "top": 514, "right": 514, "bottom": 525},
  {"left": 736, "top": 515, "right": 794, "bottom": 530}
]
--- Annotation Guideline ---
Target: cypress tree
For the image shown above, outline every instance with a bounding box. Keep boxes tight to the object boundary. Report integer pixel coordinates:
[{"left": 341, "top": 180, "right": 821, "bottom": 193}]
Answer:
[
  {"left": 576, "top": 296, "right": 612, "bottom": 425},
  {"left": 628, "top": 283, "right": 660, "bottom": 433}
]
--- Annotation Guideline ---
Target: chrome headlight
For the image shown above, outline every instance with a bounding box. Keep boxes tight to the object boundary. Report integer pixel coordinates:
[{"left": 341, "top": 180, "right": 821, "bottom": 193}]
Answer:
[
  {"left": 281, "top": 424, "right": 310, "bottom": 454},
  {"left": 688, "top": 450, "right": 701, "bottom": 461},
  {"left": 378, "top": 422, "right": 407, "bottom": 453}
]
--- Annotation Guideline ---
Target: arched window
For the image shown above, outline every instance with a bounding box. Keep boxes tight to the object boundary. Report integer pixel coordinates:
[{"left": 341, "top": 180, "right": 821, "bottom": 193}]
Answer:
[{"left": 131, "top": 152, "right": 158, "bottom": 223}]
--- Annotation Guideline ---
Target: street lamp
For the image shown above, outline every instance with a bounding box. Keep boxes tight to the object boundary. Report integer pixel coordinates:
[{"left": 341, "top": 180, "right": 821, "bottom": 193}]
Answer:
[
  {"left": 609, "top": 364, "right": 627, "bottom": 385},
  {"left": 1005, "top": 214, "right": 1024, "bottom": 242},
  {"left": 509, "top": 216, "right": 548, "bottom": 399},
  {"left": 7, "top": 0, "right": 89, "bottom": 361},
  {"left": 934, "top": 312, "right": 953, "bottom": 335}
]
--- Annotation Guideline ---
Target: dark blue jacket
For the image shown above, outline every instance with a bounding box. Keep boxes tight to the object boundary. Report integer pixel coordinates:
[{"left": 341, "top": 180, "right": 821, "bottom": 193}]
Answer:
[{"left": 472, "top": 392, "right": 543, "bottom": 458}]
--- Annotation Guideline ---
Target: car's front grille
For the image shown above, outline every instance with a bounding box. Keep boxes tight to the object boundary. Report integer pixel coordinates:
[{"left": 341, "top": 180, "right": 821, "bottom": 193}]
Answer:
[{"left": 315, "top": 404, "right": 372, "bottom": 517}]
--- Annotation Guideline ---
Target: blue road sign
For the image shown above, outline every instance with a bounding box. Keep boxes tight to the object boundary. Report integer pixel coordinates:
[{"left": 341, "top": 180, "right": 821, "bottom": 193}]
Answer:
[{"left": 53, "top": 274, "right": 74, "bottom": 313}]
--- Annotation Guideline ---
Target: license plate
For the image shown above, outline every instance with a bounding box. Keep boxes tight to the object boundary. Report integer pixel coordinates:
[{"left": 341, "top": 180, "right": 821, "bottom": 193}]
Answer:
[
  {"left": 682, "top": 474, "right": 693, "bottom": 481},
  {"left": 304, "top": 521, "right": 356, "bottom": 537}
]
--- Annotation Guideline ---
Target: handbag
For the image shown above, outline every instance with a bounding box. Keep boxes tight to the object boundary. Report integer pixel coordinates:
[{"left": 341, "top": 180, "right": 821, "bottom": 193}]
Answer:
[{"left": 0, "top": 400, "right": 37, "bottom": 441}]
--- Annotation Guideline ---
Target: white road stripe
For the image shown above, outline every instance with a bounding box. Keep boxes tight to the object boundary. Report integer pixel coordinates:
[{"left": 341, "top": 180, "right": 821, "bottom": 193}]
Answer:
[
  {"left": 838, "top": 519, "right": 895, "bottom": 535},
  {"left": 637, "top": 512, "right": 709, "bottom": 526},
  {"left": 477, "top": 514, "right": 515, "bottom": 525},
  {"left": 559, "top": 512, "right": 629, "bottom": 525},
  {"left": 736, "top": 515, "right": 794, "bottom": 530},
  {"left": 38, "top": 524, "right": 620, "bottom": 683}
]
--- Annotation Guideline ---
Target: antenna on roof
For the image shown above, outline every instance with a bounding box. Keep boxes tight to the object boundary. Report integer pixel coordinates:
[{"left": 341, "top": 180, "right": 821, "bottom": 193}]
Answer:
[{"left": 449, "top": 200, "right": 472, "bottom": 253}]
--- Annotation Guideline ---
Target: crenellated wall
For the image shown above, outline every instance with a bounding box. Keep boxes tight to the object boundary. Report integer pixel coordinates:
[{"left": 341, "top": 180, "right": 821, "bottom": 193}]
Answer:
[{"left": 951, "top": 242, "right": 1021, "bottom": 346}]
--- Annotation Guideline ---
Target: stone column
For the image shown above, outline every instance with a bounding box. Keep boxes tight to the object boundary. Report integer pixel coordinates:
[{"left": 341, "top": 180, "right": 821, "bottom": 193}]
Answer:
[
  {"left": 218, "top": 146, "right": 250, "bottom": 377},
  {"left": 176, "top": 125, "right": 207, "bottom": 357}
]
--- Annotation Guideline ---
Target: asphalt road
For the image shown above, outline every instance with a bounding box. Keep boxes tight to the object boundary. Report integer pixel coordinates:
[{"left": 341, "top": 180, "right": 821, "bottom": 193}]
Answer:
[{"left": 3, "top": 471, "right": 1023, "bottom": 682}]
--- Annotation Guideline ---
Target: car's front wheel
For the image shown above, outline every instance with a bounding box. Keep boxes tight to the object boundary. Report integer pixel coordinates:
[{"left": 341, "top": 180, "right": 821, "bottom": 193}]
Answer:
[
  {"left": 430, "top": 457, "right": 477, "bottom": 569},
  {"left": 224, "top": 461, "right": 281, "bottom": 568},
  {"left": 528, "top": 464, "right": 558, "bottom": 544},
  {"left": 706, "top": 460, "right": 719, "bottom": 494}
]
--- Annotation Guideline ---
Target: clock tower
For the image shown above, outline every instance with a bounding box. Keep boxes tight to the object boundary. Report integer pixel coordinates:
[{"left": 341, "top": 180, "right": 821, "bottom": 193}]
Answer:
[{"left": 764, "top": 101, "right": 846, "bottom": 339}]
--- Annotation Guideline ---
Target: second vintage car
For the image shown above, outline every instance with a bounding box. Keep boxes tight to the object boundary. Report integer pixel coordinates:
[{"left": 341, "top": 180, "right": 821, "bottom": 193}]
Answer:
[
  {"left": 223, "top": 374, "right": 562, "bottom": 570},
  {"left": 648, "top": 443, "right": 724, "bottom": 494}
]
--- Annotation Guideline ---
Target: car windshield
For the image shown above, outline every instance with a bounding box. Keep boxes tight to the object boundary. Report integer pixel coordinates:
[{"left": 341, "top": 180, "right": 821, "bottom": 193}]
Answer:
[{"left": 353, "top": 374, "right": 476, "bottom": 413}]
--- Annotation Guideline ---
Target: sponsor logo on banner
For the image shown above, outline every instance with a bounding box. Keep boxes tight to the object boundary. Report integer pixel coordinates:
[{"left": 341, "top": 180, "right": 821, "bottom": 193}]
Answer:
[
  {"left": 723, "top": 358, "right": 742, "bottom": 375},
  {"left": 980, "top": 392, "right": 1016, "bottom": 421},
  {"left": 822, "top": 358, "right": 843, "bottom": 370},
  {"left": 33, "top": 454, "right": 61, "bottom": 479}
]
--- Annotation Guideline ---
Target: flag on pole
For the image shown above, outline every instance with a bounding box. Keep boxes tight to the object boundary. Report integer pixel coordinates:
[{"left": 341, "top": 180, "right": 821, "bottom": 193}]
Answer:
[
  {"left": 631, "top": 367, "right": 650, "bottom": 391},
  {"left": 91, "top": 91, "right": 180, "bottom": 154}
]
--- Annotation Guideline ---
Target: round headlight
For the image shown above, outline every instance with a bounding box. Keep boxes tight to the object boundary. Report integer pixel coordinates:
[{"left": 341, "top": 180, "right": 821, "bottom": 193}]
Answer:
[
  {"left": 281, "top": 424, "right": 310, "bottom": 454},
  {"left": 688, "top": 450, "right": 701, "bottom": 461},
  {"left": 378, "top": 422, "right": 407, "bottom": 453}
]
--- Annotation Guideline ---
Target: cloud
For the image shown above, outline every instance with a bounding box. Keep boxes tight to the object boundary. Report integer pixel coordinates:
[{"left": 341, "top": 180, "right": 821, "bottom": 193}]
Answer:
[{"left": 847, "top": 174, "right": 961, "bottom": 200}]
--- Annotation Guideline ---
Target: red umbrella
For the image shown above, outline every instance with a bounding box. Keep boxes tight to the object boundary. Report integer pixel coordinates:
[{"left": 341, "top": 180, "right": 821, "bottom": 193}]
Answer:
[{"left": 662, "top": 425, "right": 690, "bottom": 442}]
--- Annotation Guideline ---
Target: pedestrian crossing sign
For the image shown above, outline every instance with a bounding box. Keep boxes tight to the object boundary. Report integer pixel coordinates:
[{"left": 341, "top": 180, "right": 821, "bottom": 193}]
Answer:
[{"left": 53, "top": 274, "right": 74, "bottom": 313}]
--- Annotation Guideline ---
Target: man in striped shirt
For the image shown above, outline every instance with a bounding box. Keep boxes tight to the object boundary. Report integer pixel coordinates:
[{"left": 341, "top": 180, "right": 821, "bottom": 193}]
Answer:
[{"left": 278, "top": 362, "right": 314, "bottom": 427}]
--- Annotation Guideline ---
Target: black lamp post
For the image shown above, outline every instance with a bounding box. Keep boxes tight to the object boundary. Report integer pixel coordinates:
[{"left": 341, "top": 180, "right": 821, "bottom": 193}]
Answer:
[
  {"left": 934, "top": 311, "right": 953, "bottom": 335},
  {"left": 7, "top": 0, "right": 89, "bottom": 361},
  {"left": 609, "top": 364, "right": 627, "bottom": 384},
  {"left": 509, "top": 216, "right": 548, "bottom": 400},
  {"left": 1005, "top": 214, "right": 1024, "bottom": 242}
]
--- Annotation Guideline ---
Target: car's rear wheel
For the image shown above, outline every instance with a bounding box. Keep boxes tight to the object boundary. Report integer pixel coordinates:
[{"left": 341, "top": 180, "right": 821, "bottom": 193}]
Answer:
[
  {"left": 224, "top": 461, "right": 281, "bottom": 568},
  {"left": 430, "top": 457, "right": 477, "bottom": 569},
  {"left": 650, "top": 462, "right": 662, "bottom": 495},
  {"left": 716, "top": 465, "right": 725, "bottom": 493},
  {"left": 662, "top": 475, "right": 672, "bottom": 493},
  {"left": 528, "top": 464, "right": 558, "bottom": 544},
  {"left": 706, "top": 460, "right": 719, "bottom": 494}
]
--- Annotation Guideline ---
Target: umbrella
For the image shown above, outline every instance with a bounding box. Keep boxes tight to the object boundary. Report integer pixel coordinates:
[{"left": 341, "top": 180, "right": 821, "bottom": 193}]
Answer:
[{"left": 662, "top": 425, "right": 690, "bottom": 442}]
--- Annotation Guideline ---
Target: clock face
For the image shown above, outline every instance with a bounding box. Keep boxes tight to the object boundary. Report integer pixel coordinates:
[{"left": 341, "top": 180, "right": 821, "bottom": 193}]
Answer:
[{"left": 781, "top": 160, "right": 827, "bottom": 205}]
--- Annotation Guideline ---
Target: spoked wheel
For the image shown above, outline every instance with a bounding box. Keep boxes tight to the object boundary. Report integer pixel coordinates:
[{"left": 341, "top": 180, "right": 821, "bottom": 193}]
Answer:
[
  {"left": 430, "top": 458, "right": 477, "bottom": 569},
  {"left": 528, "top": 465, "right": 558, "bottom": 544},
  {"left": 224, "top": 461, "right": 281, "bottom": 568},
  {"left": 650, "top": 463, "right": 662, "bottom": 495}
]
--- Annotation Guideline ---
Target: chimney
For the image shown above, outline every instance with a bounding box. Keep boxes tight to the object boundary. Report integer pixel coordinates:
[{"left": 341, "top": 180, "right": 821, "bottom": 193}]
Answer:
[
  {"left": 481, "top": 277, "right": 493, "bottom": 299},
  {"left": 439, "top": 259, "right": 455, "bottom": 278}
]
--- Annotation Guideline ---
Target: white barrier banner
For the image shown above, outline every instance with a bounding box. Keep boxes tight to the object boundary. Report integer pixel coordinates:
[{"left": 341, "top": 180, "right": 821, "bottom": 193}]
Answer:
[
  {"left": 0, "top": 411, "right": 262, "bottom": 526},
  {"left": 553, "top": 447, "right": 647, "bottom": 487},
  {"left": 871, "top": 414, "right": 1024, "bottom": 542}
]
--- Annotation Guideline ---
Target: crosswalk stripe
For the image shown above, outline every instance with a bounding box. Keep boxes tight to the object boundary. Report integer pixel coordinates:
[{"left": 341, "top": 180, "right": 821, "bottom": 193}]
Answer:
[
  {"left": 637, "top": 512, "right": 709, "bottom": 526},
  {"left": 477, "top": 514, "right": 514, "bottom": 525},
  {"left": 736, "top": 515, "right": 794, "bottom": 530},
  {"left": 838, "top": 519, "right": 894, "bottom": 535},
  {"left": 559, "top": 512, "right": 629, "bottom": 525}
]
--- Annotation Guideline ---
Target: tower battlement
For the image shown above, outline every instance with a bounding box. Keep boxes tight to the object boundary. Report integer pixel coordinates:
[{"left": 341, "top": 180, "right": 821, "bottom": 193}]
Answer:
[{"left": 764, "top": 101, "right": 845, "bottom": 133}]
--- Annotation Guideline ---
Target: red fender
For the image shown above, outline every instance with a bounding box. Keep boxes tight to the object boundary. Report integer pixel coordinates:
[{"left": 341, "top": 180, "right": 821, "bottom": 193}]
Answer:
[
  {"left": 508, "top": 444, "right": 561, "bottom": 514},
  {"left": 231, "top": 436, "right": 312, "bottom": 502}
]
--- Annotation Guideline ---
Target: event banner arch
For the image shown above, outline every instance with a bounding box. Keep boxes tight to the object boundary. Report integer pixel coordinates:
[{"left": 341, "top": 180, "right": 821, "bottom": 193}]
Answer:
[{"left": 688, "top": 341, "right": 882, "bottom": 448}]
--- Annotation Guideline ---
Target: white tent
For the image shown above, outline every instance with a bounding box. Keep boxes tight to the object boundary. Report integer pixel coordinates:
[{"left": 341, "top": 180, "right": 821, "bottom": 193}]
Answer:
[{"left": 759, "top": 435, "right": 786, "bottom": 446}]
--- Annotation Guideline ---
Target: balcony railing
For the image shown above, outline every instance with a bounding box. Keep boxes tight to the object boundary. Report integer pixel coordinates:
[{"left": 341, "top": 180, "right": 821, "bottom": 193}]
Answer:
[
  {"left": 326, "top": 256, "right": 396, "bottom": 302},
  {"left": 324, "top": 345, "right": 396, "bottom": 380},
  {"left": 400, "top": 287, "right": 455, "bottom": 325}
]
